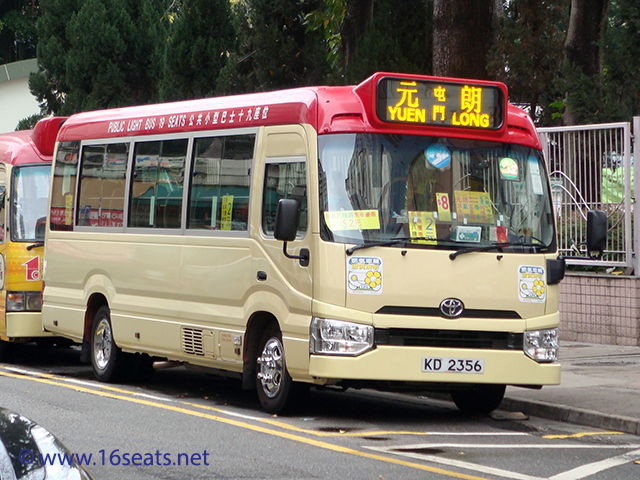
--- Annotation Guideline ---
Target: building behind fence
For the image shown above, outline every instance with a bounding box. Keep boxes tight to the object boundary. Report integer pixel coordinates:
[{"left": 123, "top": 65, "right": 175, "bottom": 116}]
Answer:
[{"left": 538, "top": 118, "right": 640, "bottom": 345}]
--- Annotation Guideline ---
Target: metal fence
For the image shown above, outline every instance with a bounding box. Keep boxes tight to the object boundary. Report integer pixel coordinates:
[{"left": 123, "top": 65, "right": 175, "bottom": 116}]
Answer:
[{"left": 538, "top": 121, "right": 633, "bottom": 270}]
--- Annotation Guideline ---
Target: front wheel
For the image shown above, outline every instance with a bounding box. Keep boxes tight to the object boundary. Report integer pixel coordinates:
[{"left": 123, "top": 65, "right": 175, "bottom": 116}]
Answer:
[
  {"left": 255, "top": 325, "right": 295, "bottom": 414},
  {"left": 451, "top": 384, "right": 506, "bottom": 415},
  {"left": 91, "top": 306, "right": 127, "bottom": 382}
]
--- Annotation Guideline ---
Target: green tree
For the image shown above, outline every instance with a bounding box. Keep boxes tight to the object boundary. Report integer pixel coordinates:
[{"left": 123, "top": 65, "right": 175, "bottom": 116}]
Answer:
[
  {"left": 340, "top": 0, "right": 374, "bottom": 70},
  {"left": 344, "top": 0, "right": 432, "bottom": 84},
  {"left": 30, "top": 0, "right": 169, "bottom": 115},
  {"left": 489, "top": 0, "right": 568, "bottom": 126},
  {"left": 15, "top": 112, "right": 43, "bottom": 130},
  {"left": 562, "top": 0, "right": 610, "bottom": 125},
  {"left": 29, "top": 0, "right": 78, "bottom": 115},
  {"left": 0, "top": 1, "right": 39, "bottom": 63},
  {"left": 432, "top": 0, "right": 501, "bottom": 79},
  {"left": 160, "top": 0, "right": 234, "bottom": 101},
  {"left": 596, "top": 0, "right": 640, "bottom": 122},
  {"left": 305, "top": 0, "right": 432, "bottom": 83},
  {"left": 303, "top": 0, "right": 345, "bottom": 72},
  {"left": 217, "top": 0, "right": 330, "bottom": 95}
]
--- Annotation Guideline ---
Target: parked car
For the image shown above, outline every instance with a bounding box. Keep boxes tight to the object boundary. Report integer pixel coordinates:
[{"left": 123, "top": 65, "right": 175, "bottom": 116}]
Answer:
[{"left": 0, "top": 407, "right": 95, "bottom": 480}]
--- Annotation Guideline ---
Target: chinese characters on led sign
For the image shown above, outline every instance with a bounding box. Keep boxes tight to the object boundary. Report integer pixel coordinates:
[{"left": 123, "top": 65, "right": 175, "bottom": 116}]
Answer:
[{"left": 376, "top": 78, "right": 505, "bottom": 130}]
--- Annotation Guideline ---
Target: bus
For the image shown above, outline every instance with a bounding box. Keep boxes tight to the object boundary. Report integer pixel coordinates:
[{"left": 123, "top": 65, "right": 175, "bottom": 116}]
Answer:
[
  {"left": 41, "top": 73, "right": 605, "bottom": 414},
  {"left": 0, "top": 117, "right": 67, "bottom": 360}
]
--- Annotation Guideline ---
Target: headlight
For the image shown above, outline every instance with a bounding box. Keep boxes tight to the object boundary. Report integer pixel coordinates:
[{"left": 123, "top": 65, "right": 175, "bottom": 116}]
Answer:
[
  {"left": 524, "top": 328, "right": 558, "bottom": 363},
  {"left": 310, "top": 317, "right": 374, "bottom": 356},
  {"left": 7, "top": 291, "right": 42, "bottom": 312}
]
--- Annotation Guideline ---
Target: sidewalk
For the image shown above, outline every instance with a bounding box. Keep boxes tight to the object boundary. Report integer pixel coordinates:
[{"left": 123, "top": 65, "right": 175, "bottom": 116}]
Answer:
[{"left": 501, "top": 341, "right": 640, "bottom": 435}]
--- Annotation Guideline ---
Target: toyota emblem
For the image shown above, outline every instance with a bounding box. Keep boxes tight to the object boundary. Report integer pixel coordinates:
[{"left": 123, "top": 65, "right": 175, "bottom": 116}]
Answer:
[{"left": 440, "top": 298, "right": 464, "bottom": 318}]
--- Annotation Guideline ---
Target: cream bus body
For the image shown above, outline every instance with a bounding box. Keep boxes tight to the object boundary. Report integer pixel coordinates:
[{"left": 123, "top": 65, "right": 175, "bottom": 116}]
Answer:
[{"left": 43, "top": 73, "right": 565, "bottom": 413}]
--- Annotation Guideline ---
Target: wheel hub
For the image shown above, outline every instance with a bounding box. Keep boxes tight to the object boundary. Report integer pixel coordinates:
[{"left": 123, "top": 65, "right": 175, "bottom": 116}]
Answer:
[
  {"left": 257, "top": 337, "right": 284, "bottom": 398},
  {"left": 93, "top": 318, "right": 112, "bottom": 371}
]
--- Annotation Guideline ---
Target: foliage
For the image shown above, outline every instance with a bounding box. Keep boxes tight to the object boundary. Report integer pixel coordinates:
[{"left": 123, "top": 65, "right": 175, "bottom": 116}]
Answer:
[
  {"left": 489, "top": 0, "right": 568, "bottom": 126},
  {"left": 29, "top": 0, "right": 78, "bottom": 115},
  {"left": 303, "top": 0, "right": 345, "bottom": 72},
  {"left": 160, "top": 0, "right": 234, "bottom": 101},
  {"left": 0, "top": 3, "right": 39, "bottom": 63},
  {"left": 343, "top": 0, "right": 432, "bottom": 84},
  {"left": 216, "top": 0, "right": 330, "bottom": 95},
  {"left": 303, "top": 0, "right": 432, "bottom": 84},
  {"left": 15, "top": 112, "right": 44, "bottom": 131},
  {"left": 30, "top": 0, "right": 169, "bottom": 115},
  {"left": 11, "top": 0, "right": 640, "bottom": 125},
  {"left": 598, "top": 0, "right": 640, "bottom": 122}
]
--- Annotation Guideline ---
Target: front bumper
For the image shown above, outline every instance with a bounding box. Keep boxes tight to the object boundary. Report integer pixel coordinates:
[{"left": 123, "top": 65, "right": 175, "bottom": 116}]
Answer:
[
  {"left": 6, "top": 312, "right": 50, "bottom": 338},
  {"left": 309, "top": 345, "right": 560, "bottom": 386}
]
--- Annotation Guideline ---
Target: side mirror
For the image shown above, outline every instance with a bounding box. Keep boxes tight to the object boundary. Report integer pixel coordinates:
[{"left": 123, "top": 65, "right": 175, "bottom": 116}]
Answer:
[
  {"left": 586, "top": 209, "right": 607, "bottom": 258},
  {"left": 274, "top": 199, "right": 309, "bottom": 266},
  {"left": 274, "top": 198, "right": 299, "bottom": 242}
]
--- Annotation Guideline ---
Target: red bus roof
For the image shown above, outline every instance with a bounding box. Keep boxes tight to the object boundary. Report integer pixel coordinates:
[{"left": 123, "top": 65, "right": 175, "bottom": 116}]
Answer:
[
  {"left": 0, "top": 117, "right": 67, "bottom": 166},
  {"left": 56, "top": 73, "right": 541, "bottom": 150}
]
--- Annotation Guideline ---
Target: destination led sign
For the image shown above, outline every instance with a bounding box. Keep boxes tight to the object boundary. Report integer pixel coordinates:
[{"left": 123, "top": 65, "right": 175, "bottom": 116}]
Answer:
[{"left": 376, "top": 77, "right": 505, "bottom": 130}]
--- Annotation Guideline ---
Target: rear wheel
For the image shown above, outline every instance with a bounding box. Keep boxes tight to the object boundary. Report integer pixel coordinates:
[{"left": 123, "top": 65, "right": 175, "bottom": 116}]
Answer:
[
  {"left": 451, "top": 384, "right": 506, "bottom": 415},
  {"left": 90, "top": 306, "right": 127, "bottom": 382},
  {"left": 256, "top": 324, "right": 296, "bottom": 414}
]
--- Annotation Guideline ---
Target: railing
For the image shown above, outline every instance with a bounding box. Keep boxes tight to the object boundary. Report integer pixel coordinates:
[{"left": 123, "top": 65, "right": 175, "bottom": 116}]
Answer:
[{"left": 538, "top": 122, "right": 633, "bottom": 270}]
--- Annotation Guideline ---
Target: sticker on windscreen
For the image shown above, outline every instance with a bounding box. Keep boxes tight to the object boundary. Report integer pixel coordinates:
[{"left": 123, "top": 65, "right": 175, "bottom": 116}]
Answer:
[
  {"left": 426, "top": 144, "right": 451, "bottom": 169},
  {"left": 347, "top": 257, "right": 382, "bottom": 295},
  {"left": 518, "top": 265, "right": 546, "bottom": 303},
  {"left": 499, "top": 157, "right": 519, "bottom": 180}
]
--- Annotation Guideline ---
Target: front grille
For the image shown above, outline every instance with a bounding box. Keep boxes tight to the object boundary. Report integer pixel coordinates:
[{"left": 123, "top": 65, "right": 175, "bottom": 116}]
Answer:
[
  {"left": 375, "top": 328, "right": 523, "bottom": 350},
  {"left": 376, "top": 306, "right": 521, "bottom": 319},
  {"left": 182, "top": 327, "right": 205, "bottom": 356}
]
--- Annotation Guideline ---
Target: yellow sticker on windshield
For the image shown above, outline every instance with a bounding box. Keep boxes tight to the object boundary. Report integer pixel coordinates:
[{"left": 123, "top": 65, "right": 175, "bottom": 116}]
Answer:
[
  {"left": 454, "top": 191, "right": 494, "bottom": 224},
  {"left": 436, "top": 193, "right": 451, "bottom": 221},
  {"left": 324, "top": 210, "right": 380, "bottom": 231},
  {"left": 408, "top": 211, "right": 437, "bottom": 244}
]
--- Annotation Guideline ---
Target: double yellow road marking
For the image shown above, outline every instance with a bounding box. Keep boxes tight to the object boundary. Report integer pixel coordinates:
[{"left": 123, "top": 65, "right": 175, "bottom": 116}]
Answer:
[{"left": 0, "top": 366, "right": 489, "bottom": 479}]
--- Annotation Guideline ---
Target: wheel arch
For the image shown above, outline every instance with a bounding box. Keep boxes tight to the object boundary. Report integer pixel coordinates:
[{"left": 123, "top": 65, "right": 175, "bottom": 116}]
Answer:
[
  {"left": 80, "top": 293, "right": 108, "bottom": 363},
  {"left": 242, "top": 310, "right": 279, "bottom": 390}
]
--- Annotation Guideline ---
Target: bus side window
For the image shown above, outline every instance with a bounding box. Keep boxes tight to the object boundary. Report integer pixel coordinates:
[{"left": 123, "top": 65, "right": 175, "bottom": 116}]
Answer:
[
  {"left": 187, "top": 134, "right": 255, "bottom": 231},
  {"left": 261, "top": 161, "right": 307, "bottom": 237},
  {"left": 50, "top": 141, "right": 80, "bottom": 231},
  {"left": 129, "top": 139, "right": 187, "bottom": 229},
  {"left": 77, "top": 142, "right": 129, "bottom": 228}
]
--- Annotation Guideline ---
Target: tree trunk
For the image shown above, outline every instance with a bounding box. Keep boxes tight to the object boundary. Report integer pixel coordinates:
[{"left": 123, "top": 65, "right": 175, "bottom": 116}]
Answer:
[
  {"left": 341, "top": 0, "right": 375, "bottom": 69},
  {"left": 432, "top": 0, "right": 499, "bottom": 79},
  {"left": 563, "top": 0, "right": 609, "bottom": 125}
]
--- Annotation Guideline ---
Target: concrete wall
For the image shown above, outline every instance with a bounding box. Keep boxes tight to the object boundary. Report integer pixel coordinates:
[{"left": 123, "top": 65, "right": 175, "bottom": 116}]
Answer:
[
  {"left": 560, "top": 273, "right": 640, "bottom": 346},
  {"left": 0, "top": 59, "right": 40, "bottom": 133}
]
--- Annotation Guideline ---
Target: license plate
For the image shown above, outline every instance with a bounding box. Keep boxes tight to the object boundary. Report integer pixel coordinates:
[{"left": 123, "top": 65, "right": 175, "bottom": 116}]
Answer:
[{"left": 422, "top": 357, "right": 484, "bottom": 374}]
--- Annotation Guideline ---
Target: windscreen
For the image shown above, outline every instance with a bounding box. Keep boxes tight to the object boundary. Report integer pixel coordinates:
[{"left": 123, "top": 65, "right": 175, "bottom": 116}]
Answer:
[
  {"left": 12, "top": 165, "right": 51, "bottom": 242},
  {"left": 318, "top": 133, "right": 554, "bottom": 252}
]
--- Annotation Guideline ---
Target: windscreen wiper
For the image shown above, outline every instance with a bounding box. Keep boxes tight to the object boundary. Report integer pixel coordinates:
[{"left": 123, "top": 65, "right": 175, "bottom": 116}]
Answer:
[
  {"left": 449, "top": 241, "right": 548, "bottom": 260},
  {"left": 346, "top": 237, "right": 422, "bottom": 256}
]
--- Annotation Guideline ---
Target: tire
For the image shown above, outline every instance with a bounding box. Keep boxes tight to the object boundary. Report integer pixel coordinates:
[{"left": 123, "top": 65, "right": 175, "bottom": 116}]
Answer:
[
  {"left": 90, "top": 306, "right": 127, "bottom": 382},
  {"left": 255, "top": 324, "right": 296, "bottom": 414},
  {"left": 451, "top": 384, "right": 506, "bottom": 415}
]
